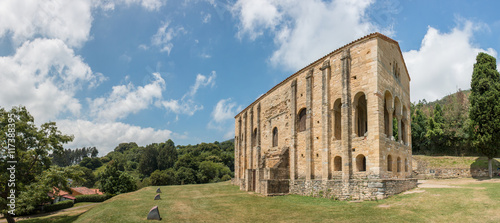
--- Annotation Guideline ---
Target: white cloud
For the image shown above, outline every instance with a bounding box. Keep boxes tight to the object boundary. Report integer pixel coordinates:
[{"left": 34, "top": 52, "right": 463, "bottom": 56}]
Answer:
[
  {"left": 89, "top": 72, "right": 165, "bottom": 121},
  {"left": 161, "top": 71, "right": 216, "bottom": 116},
  {"left": 161, "top": 99, "right": 203, "bottom": 116},
  {"left": 57, "top": 119, "right": 173, "bottom": 155},
  {"left": 0, "top": 38, "right": 104, "bottom": 122},
  {"left": 186, "top": 71, "right": 216, "bottom": 98},
  {"left": 403, "top": 20, "right": 497, "bottom": 102},
  {"left": 201, "top": 12, "right": 212, "bottom": 23},
  {"left": 93, "top": 0, "right": 166, "bottom": 11},
  {"left": 208, "top": 98, "right": 242, "bottom": 140},
  {"left": 151, "top": 21, "right": 186, "bottom": 54},
  {"left": 0, "top": 0, "right": 93, "bottom": 48},
  {"left": 231, "top": 0, "right": 379, "bottom": 71}
]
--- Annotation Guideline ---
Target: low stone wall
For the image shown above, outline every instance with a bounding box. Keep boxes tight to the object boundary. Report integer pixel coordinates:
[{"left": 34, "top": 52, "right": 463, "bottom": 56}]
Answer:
[
  {"left": 289, "top": 178, "right": 417, "bottom": 200},
  {"left": 415, "top": 168, "right": 500, "bottom": 179}
]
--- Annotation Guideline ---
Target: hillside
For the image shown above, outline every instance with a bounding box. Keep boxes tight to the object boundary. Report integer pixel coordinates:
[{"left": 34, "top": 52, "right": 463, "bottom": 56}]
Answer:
[{"left": 53, "top": 180, "right": 500, "bottom": 223}]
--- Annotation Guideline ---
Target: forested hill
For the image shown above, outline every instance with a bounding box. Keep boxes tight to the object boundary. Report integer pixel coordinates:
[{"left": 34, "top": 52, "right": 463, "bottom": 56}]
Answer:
[{"left": 411, "top": 89, "right": 475, "bottom": 156}]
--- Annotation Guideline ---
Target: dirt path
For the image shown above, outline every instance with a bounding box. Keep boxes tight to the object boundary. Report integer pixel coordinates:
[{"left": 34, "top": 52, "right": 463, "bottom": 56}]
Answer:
[{"left": 0, "top": 203, "right": 99, "bottom": 223}]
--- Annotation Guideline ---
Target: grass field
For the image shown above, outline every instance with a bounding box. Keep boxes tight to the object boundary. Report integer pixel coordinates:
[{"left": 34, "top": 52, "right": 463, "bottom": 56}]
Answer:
[{"left": 17, "top": 178, "right": 499, "bottom": 223}]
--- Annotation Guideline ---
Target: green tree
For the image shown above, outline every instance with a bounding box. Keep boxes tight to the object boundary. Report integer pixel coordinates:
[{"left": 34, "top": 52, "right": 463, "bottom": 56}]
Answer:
[
  {"left": 197, "top": 161, "right": 232, "bottom": 183},
  {"left": 157, "top": 139, "right": 177, "bottom": 170},
  {"left": 138, "top": 144, "right": 159, "bottom": 176},
  {"left": 0, "top": 106, "right": 73, "bottom": 222},
  {"left": 150, "top": 169, "right": 177, "bottom": 186},
  {"left": 411, "top": 107, "right": 429, "bottom": 154},
  {"left": 70, "top": 166, "right": 97, "bottom": 188},
  {"left": 79, "top": 157, "right": 103, "bottom": 170},
  {"left": 97, "top": 161, "right": 137, "bottom": 195},
  {"left": 16, "top": 166, "right": 83, "bottom": 215},
  {"left": 175, "top": 167, "right": 197, "bottom": 185},
  {"left": 469, "top": 52, "right": 500, "bottom": 178}
]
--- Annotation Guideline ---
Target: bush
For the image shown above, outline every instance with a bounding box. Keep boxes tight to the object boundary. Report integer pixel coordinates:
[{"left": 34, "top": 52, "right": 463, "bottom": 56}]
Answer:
[
  {"left": 74, "top": 194, "right": 111, "bottom": 203},
  {"left": 44, "top": 200, "right": 74, "bottom": 212}
]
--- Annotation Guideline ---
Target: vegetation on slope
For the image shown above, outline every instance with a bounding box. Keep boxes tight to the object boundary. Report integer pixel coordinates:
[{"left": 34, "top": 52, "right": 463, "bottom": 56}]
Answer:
[{"left": 18, "top": 180, "right": 496, "bottom": 223}]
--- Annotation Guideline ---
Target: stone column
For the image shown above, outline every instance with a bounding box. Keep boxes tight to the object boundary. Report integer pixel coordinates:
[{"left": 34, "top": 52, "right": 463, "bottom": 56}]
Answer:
[
  {"left": 290, "top": 80, "right": 297, "bottom": 180},
  {"left": 235, "top": 119, "right": 239, "bottom": 180},
  {"left": 243, "top": 112, "right": 247, "bottom": 170},
  {"left": 387, "top": 108, "right": 394, "bottom": 140},
  {"left": 340, "top": 49, "right": 352, "bottom": 182},
  {"left": 306, "top": 69, "right": 313, "bottom": 180},
  {"left": 321, "top": 60, "right": 331, "bottom": 180},
  {"left": 238, "top": 117, "right": 242, "bottom": 179},
  {"left": 250, "top": 108, "right": 254, "bottom": 169},
  {"left": 396, "top": 114, "right": 402, "bottom": 143}
]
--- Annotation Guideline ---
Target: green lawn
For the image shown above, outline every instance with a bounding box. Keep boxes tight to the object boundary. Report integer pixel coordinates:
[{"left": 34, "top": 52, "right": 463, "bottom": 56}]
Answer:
[{"left": 31, "top": 180, "right": 495, "bottom": 223}]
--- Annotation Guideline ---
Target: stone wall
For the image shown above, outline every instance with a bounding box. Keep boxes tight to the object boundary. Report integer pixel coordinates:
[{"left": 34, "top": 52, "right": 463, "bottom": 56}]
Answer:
[
  {"left": 289, "top": 179, "right": 417, "bottom": 200},
  {"left": 414, "top": 167, "right": 500, "bottom": 179}
]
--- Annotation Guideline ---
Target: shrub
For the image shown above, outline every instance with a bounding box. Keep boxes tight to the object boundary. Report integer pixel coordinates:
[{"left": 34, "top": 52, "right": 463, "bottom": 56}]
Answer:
[
  {"left": 74, "top": 194, "right": 111, "bottom": 203},
  {"left": 44, "top": 200, "right": 74, "bottom": 212}
]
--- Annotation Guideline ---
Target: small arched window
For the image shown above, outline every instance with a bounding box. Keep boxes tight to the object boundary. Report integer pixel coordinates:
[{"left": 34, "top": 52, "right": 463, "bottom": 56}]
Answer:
[
  {"left": 356, "top": 154, "right": 366, "bottom": 172},
  {"left": 272, "top": 127, "right": 278, "bottom": 147},
  {"left": 355, "top": 93, "right": 368, "bottom": 137},
  {"left": 298, "top": 108, "right": 307, "bottom": 132},
  {"left": 334, "top": 156, "right": 342, "bottom": 171},
  {"left": 387, "top": 155, "right": 393, "bottom": 172}
]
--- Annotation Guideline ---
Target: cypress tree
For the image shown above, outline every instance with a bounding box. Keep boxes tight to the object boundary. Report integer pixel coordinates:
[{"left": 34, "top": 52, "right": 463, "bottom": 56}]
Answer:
[{"left": 469, "top": 52, "right": 500, "bottom": 178}]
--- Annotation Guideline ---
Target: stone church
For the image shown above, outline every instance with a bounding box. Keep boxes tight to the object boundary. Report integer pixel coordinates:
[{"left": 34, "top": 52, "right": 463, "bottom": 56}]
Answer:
[{"left": 233, "top": 33, "right": 417, "bottom": 200}]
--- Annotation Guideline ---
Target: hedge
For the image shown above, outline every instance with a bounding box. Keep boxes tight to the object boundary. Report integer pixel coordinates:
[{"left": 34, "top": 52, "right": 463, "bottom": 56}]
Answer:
[
  {"left": 44, "top": 200, "right": 74, "bottom": 212},
  {"left": 75, "top": 194, "right": 112, "bottom": 203}
]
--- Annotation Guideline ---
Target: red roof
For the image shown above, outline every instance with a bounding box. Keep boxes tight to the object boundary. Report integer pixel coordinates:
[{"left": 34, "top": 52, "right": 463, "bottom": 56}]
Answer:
[{"left": 71, "top": 187, "right": 104, "bottom": 195}]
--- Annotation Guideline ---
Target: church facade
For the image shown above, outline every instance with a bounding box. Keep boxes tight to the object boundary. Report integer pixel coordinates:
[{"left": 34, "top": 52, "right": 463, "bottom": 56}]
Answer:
[{"left": 233, "top": 33, "right": 417, "bottom": 200}]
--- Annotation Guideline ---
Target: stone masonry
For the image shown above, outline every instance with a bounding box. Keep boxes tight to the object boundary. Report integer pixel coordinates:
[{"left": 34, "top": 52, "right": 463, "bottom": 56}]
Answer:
[{"left": 233, "top": 33, "right": 417, "bottom": 200}]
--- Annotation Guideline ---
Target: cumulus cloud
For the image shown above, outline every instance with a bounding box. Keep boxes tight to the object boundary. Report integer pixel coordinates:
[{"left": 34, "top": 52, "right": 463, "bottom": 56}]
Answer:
[
  {"left": 403, "top": 20, "right": 497, "bottom": 102},
  {"left": 57, "top": 119, "right": 172, "bottom": 155},
  {"left": 89, "top": 72, "right": 165, "bottom": 121},
  {"left": 208, "top": 98, "right": 242, "bottom": 139},
  {"left": 0, "top": 0, "right": 93, "bottom": 48},
  {"left": 0, "top": 38, "right": 105, "bottom": 122},
  {"left": 151, "top": 21, "right": 186, "bottom": 54},
  {"left": 231, "top": 0, "right": 379, "bottom": 70},
  {"left": 161, "top": 71, "right": 216, "bottom": 116}
]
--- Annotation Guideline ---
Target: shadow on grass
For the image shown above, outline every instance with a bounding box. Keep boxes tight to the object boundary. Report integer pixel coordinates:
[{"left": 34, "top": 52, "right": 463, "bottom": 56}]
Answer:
[{"left": 18, "top": 214, "right": 81, "bottom": 223}]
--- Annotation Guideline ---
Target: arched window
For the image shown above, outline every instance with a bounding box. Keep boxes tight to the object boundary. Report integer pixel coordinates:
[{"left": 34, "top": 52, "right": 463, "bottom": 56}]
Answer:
[
  {"left": 355, "top": 93, "right": 367, "bottom": 137},
  {"left": 272, "top": 127, "right": 278, "bottom": 147},
  {"left": 333, "top": 99, "right": 342, "bottom": 140},
  {"left": 356, "top": 154, "right": 366, "bottom": 172},
  {"left": 334, "top": 156, "right": 342, "bottom": 171},
  {"left": 298, "top": 108, "right": 306, "bottom": 132},
  {"left": 405, "top": 158, "right": 409, "bottom": 172},
  {"left": 397, "top": 157, "right": 401, "bottom": 172},
  {"left": 384, "top": 91, "right": 392, "bottom": 138},
  {"left": 387, "top": 155, "right": 393, "bottom": 172}
]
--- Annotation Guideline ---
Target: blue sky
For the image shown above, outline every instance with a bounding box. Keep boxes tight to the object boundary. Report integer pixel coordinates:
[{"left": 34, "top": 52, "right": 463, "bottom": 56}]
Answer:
[{"left": 1, "top": 0, "right": 499, "bottom": 155}]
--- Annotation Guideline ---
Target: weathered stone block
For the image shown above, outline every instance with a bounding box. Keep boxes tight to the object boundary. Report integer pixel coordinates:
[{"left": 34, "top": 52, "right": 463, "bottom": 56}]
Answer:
[
  {"left": 147, "top": 206, "right": 161, "bottom": 220},
  {"left": 154, "top": 193, "right": 161, "bottom": 200}
]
